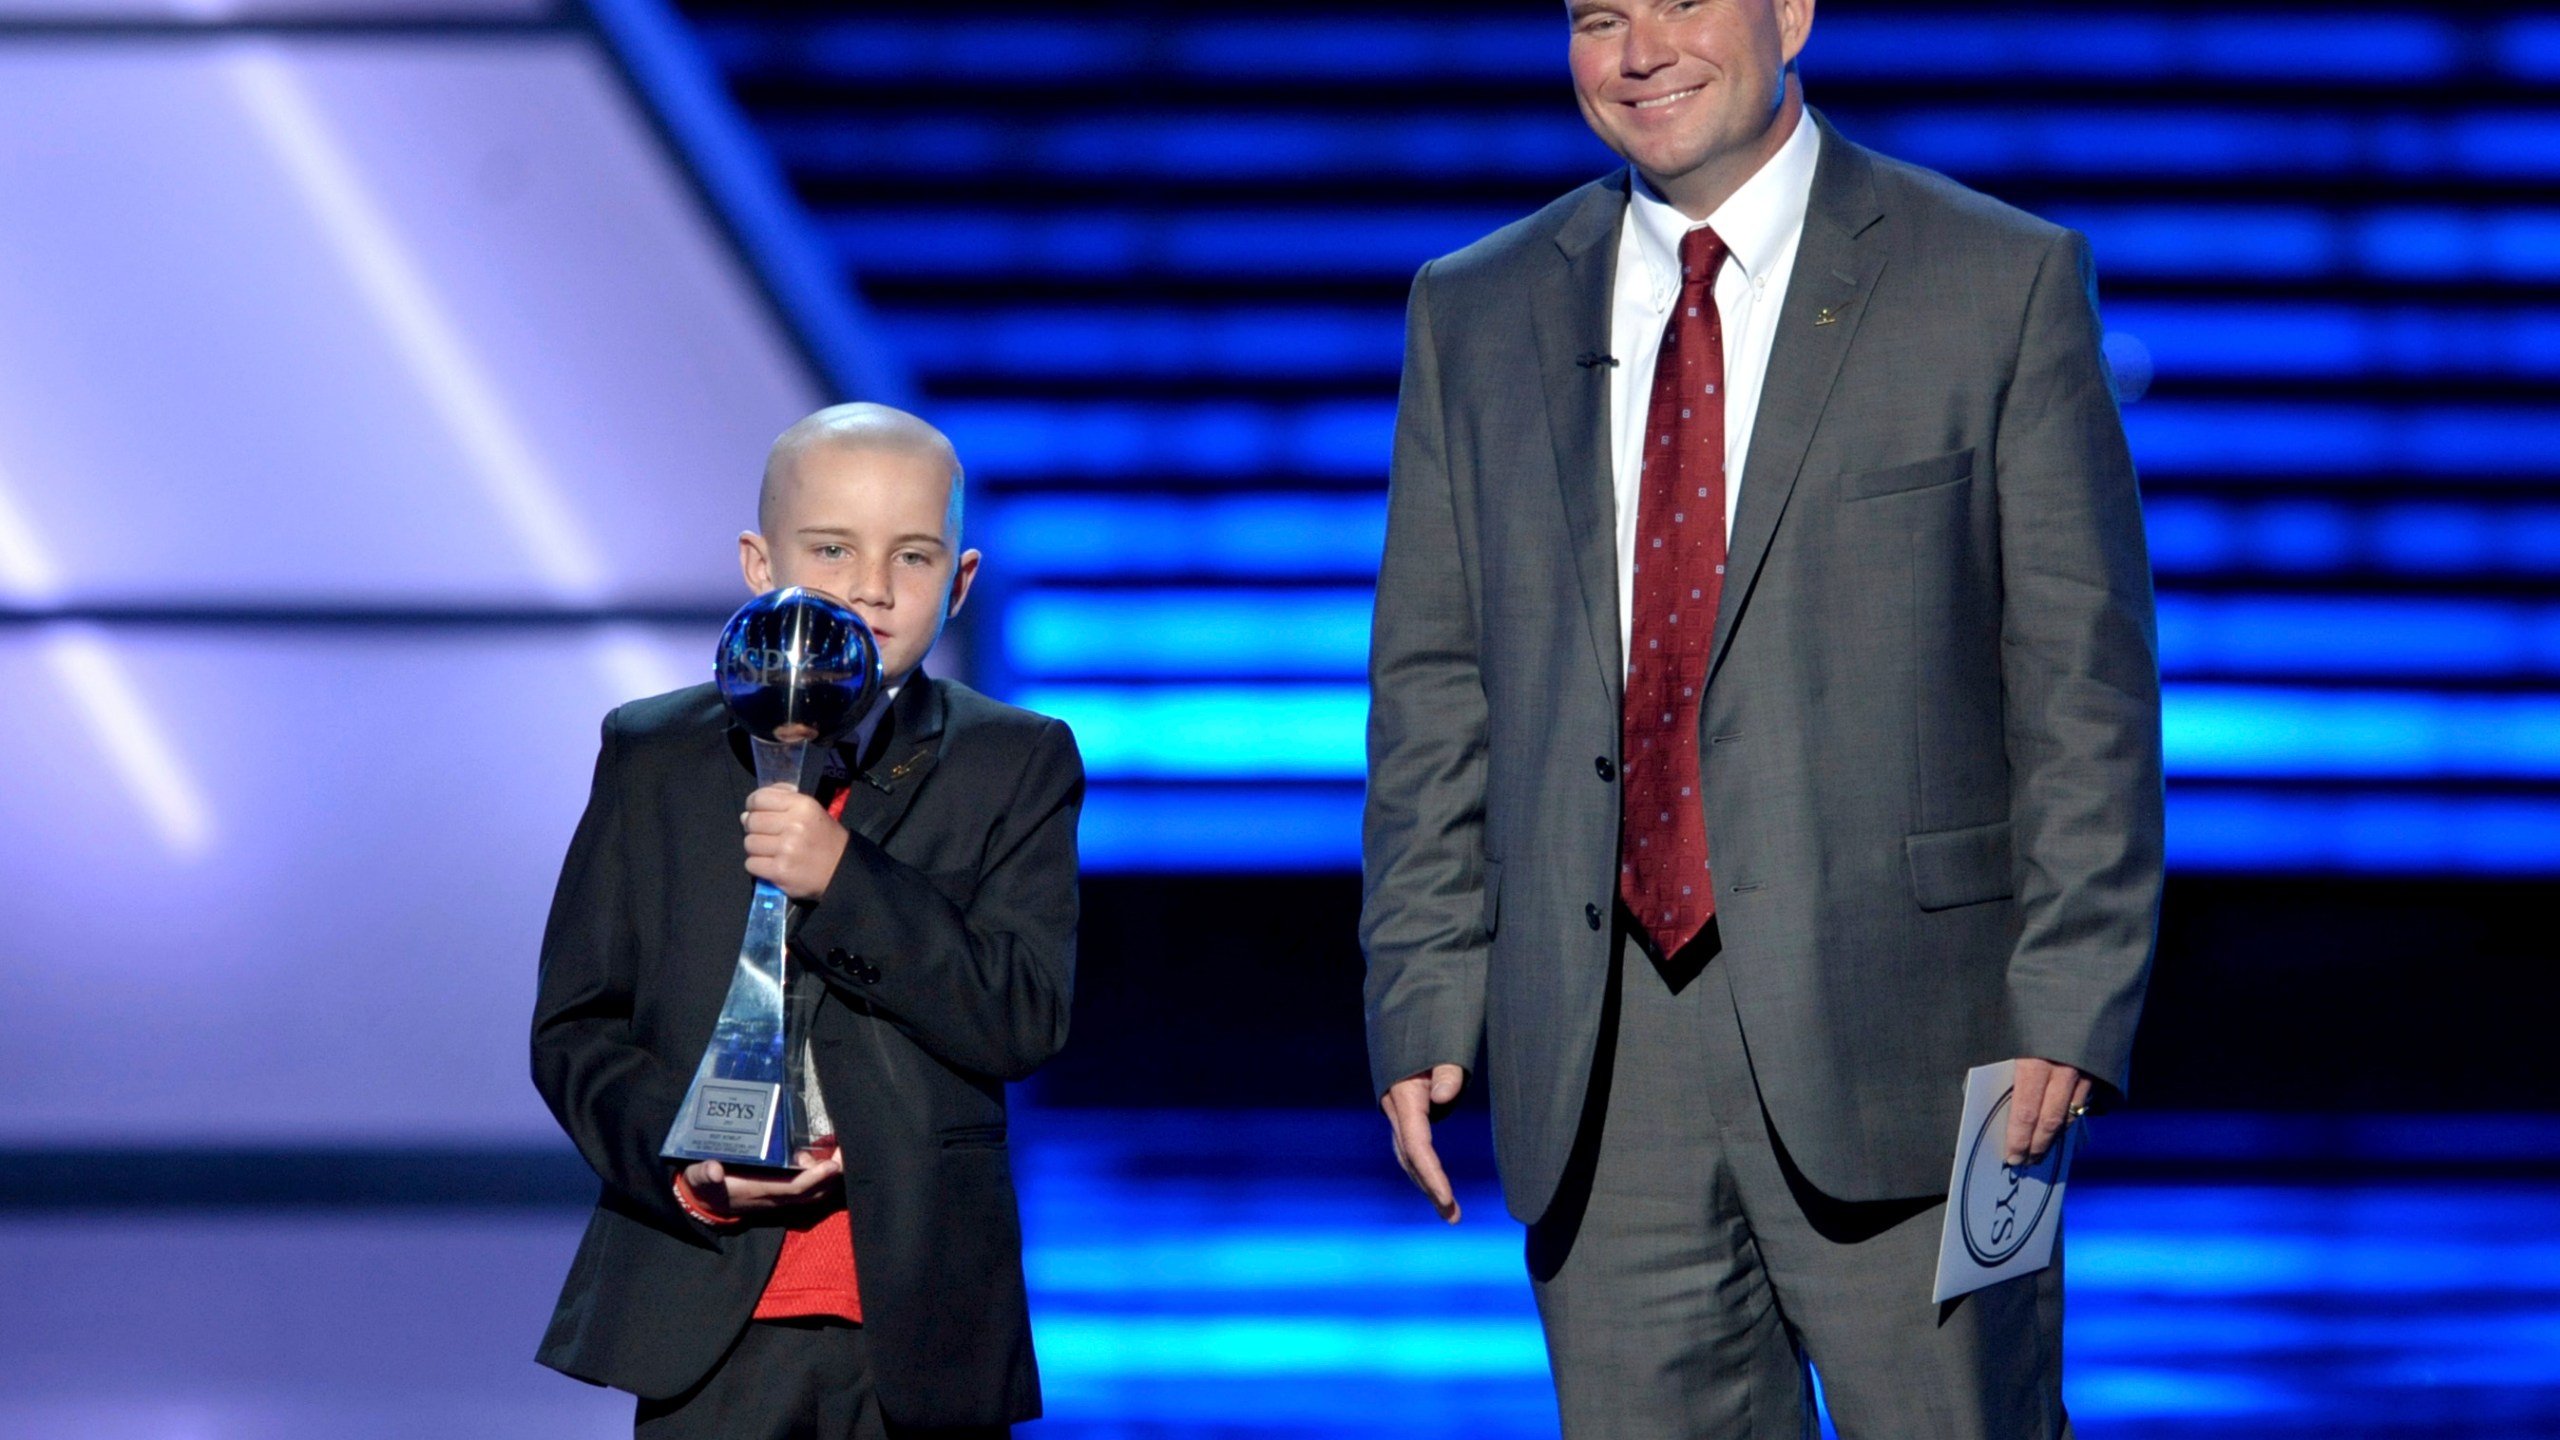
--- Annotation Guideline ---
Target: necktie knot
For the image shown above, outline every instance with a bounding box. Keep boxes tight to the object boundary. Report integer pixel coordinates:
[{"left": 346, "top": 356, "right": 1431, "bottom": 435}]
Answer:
[{"left": 1678, "top": 226, "right": 1729, "bottom": 291}]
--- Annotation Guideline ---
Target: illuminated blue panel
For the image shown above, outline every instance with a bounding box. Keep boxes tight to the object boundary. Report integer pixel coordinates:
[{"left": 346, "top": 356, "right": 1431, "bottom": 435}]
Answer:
[
  {"left": 2357, "top": 208, "right": 2560, "bottom": 280},
  {"left": 2142, "top": 500, "right": 2237, "bottom": 573},
  {"left": 2169, "top": 792, "right": 2560, "bottom": 874},
  {"left": 1017, "top": 684, "right": 1366, "bottom": 779},
  {"left": 1081, "top": 780, "right": 2560, "bottom": 877},
  {"left": 2389, "top": 504, "right": 2560, "bottom": 573},
  {"left": 710, "top": 16, "right": 2476, "bottom": 84},
  {"left": 1872, "top": 112, "right": 2560, "bottom": 179},
  {"left": 2126, "top": 404, "right": 2560, "bottom": 477},
  {"left": 2238, "top": 502, "right": 2354, "bottom": 572},
  {"left": 902, "top": 298, "right": 2551, "bottom": 386},
  {"left": 938, "top": 401, "right": 1394, "bottom": 480},
  {"left": 2509, "top": 18, "right": 2560, "bottom": 78},
  {"left": 775, "top": 116, "right": 1606, "bottom": 183},
  {"left": 2166, "top": 688, "right": 2560, "bottom": 778},
  {"left": 1174, "top": 20, "right": 1550, "bottom": 78},
  {"left": 916, "top": 399, "right": 2560, "bottom": 483},
  {"left": 1035, "top": 674, "right": 2560, "bottom": 790},
  {"left": 1810, "top": 16, "right": 2456, "bottom": 80},
  {"left": 2102, "top": 304, "right": 2560, "bottom": 380},
  {"left": 2158, "top": 597, "right": 2560, "bottom": 678},
  {"left": 984, "top": 497, "right": 1386, "bottom": 578},
  {"left": 1009, "top": 590, "right": 1371, "bottom": 677},
  {"left": 1036, "top": 1315, "right": 1547, "bottom": 1377},
  {"left": 2144, "top": 501, "right": 2560, "bottom": 576},
  {"left": 829, "top": 210, "right": 1518, "bottom": 280},
  {"left": 2065, "top": 206, "right": 2343, "bottom": 277},
  {"left": 891, "top": 308, "right": 1404, "bottom": 378},
  {"left": 2058, "top": 206, "right": 2560, "bottom": 282},
  {"left": 1031, "top": 1224, "right": 1521, "bottom": 1292},
  {"left": 1076, "top": 785, "right": 1364, "bottom": 871},
  {"left": 962, "top": 398, "right": 2560, "bottom": 484},
  {"left": 696, "top": 21, "right": 1149, "bottom": 80},
  {"left": 832, "top": 205, "right": 2560, "bottom": 285}
]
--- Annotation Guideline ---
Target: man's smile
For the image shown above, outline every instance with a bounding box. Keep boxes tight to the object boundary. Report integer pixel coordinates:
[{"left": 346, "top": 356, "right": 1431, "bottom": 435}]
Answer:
[{"left": 1629, "top": 84, "right": 1704, "bottom": 110}]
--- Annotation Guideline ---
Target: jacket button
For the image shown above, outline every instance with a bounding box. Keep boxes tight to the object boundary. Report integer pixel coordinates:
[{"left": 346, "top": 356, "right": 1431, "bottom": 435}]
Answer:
[
  {"left": 860, "top": 961, "right": 883, "bottom": 985},
  {"left": 1585, "top": 903, "right": 1603, "bottom": 930},
  {"left": 825, "top": 947, "right": 852, "bottom": 971},
  {"left": 1595, "top": 756, "right": 1616, "bottom": 782}
]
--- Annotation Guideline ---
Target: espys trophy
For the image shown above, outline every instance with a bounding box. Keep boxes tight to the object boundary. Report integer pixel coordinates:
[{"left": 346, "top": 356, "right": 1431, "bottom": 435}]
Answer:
[{"left": 661, "top": 586, "right": 883, "bottom": 1172}]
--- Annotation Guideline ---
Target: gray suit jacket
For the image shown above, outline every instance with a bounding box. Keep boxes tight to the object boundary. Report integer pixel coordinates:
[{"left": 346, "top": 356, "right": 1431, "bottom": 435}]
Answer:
[{"left": 1361, "top": 114, "right": 2163, "bottom": 1217}]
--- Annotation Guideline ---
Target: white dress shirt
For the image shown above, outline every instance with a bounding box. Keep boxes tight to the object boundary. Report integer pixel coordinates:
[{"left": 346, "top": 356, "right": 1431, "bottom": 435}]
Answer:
[{"left": 1609, "top": 109, "right": 1820, "bottom": 672}]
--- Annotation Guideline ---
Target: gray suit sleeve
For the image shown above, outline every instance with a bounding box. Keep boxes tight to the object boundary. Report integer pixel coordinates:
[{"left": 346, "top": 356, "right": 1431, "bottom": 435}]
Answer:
[
  {"left": 1361, "top": 262, "right": 1494, "bottom": 1098},
  {"left": 1995, "top": 229, "right": 2165, "bottom": 1101}
]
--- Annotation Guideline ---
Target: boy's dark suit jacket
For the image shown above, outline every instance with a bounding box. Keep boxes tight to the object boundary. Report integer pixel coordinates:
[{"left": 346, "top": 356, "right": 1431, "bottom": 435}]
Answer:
[{"left": 531, "top": 673, "right": 1082, "bottom": 1428}]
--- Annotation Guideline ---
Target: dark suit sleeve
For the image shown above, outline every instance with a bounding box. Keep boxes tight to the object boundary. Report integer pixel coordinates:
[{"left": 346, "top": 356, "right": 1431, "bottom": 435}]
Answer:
[
  {"left": 529, "top": 711, "right": 707, "bottom": 1236},
  {"left": 1361, "top": 260, "right": 1493, "bottom": 1099},
  {"left": 1995, "top": 228, "right": 2166, "bottom": 1101},
  {"left": 794, "top": 717, "right": 1082, "bottom": 1082}
]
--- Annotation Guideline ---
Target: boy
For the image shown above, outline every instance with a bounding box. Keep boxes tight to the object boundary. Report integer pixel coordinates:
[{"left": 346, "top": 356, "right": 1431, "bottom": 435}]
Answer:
[{"left": 532, "top": 403, "right": 1081, "bottom": 1438}]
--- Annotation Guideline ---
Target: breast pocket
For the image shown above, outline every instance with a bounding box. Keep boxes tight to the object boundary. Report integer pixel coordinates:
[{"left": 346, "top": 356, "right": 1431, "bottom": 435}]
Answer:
[{"left": 1840, "top": 447, "right": 1976, "bottom": 502}]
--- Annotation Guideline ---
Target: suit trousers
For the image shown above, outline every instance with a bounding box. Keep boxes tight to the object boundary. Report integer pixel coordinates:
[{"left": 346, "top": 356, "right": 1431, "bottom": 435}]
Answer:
[
  {"left": 1527, "top": 928, "right": 2067, "bottom": 1440},
  {"left": 633, "top": 1318, "right": 1010, "bottom": 1440}
]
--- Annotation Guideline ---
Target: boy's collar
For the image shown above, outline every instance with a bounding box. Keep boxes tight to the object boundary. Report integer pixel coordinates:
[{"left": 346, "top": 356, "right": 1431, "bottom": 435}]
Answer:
[
  {"left": 836, "top": 668, "right": 942, "bottom": 774},
  {"left": 724, "top": 670, "right": 944, "bottom": 788}
]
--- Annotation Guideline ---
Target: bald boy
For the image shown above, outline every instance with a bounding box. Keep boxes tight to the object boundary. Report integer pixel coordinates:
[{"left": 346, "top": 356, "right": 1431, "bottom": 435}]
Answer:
[{"left": 533, "top": 404, "right": 1083, "bottom": 1439}]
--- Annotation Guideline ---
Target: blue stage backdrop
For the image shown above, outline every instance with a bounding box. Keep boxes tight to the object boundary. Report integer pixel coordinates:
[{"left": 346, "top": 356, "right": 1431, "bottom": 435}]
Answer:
[
  {"left": 3, "top": 8, "right": 2558, "bottom": 1438},
  {"left": 689, "top": 3, "right": 2560, "bottom": 874},
  {"left": 5, "top": 0, "right": 2557, "bottom": 1144}
]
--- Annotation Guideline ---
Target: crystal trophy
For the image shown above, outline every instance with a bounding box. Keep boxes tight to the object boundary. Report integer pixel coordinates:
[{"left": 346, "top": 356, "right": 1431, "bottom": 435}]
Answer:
[{"left": 661, "top": 586, "right": 883, "bottom": 1171}]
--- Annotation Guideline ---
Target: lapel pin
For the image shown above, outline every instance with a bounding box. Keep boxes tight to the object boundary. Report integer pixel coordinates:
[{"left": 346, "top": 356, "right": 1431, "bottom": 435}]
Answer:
[{"left": 1813, "top": 307, "right": 1841, "bottom": 326}]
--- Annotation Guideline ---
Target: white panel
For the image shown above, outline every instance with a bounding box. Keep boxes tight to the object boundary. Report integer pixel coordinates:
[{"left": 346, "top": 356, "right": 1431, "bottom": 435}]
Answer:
[
  {"left": 0, "top": 0, "right": 552, "bottom": 21},
  {"left": 0, "top": 38, "right": 819, "bottom": 607},
  {"left": 0, "top": 623, "right": 712, "bottom": 1143}
]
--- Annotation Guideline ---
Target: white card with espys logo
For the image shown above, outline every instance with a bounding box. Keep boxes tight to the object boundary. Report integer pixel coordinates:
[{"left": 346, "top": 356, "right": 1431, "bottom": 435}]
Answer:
[{"left": 1931, "top": 1059, "right": 2080, "bottom": 1304}]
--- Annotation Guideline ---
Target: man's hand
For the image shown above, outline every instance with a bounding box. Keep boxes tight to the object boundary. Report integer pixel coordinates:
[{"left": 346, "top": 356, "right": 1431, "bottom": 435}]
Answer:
[
  {"left": 2006, "top": 1057, "right": 2094, "bottom": 1166},
  {"left": 1381, "top": 1064, "right": 1468, "bottom": 1224},
  {"left": 742, "top": 784, "right": 849, "bottom": 900},
  {"left": 680, "top": 1140, "right": 845, "bottom": 1219}
]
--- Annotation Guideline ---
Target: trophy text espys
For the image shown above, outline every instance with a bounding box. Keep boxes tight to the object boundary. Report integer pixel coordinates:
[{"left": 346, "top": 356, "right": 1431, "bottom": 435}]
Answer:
[{"left": 661, "top": 586, "right": 884, "bottom": 1172}]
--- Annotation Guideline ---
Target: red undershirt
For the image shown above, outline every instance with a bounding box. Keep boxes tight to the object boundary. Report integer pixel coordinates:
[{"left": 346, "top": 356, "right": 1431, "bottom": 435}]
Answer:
[{"left": 670, "top": 782, "right": 862, "bottom": 1323}]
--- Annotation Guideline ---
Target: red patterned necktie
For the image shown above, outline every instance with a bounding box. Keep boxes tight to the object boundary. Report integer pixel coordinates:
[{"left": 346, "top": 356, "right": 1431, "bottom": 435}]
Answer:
[{"left": 1619, "top": 225, "right": 1730, "bottom": 960}]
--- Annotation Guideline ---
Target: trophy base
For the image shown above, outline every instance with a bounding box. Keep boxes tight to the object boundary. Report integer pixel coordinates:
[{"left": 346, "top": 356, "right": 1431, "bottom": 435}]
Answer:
[{"left": 662, "top": 1076, "right": 802, "bottom": 1171}]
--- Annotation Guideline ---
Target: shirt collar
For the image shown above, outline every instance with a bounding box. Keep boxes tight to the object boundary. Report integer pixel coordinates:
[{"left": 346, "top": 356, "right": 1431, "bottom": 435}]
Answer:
[
  {"left": 851, "top": 681, "right": 902, "bottom": 761},
  {"left": 1627, "top": 107, "right": 1820, "bottom": 299}
]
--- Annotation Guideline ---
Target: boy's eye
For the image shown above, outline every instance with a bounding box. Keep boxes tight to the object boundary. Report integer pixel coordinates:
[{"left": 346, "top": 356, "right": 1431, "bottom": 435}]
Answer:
[{"left": 815, "top": 544, "right": 848, "bottom": 561}]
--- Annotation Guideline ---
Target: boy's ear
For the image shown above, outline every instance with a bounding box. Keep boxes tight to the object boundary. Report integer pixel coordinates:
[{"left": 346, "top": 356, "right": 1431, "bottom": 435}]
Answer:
[
  {"left": 946, "top": 548, "right": 983, "bottom": 620},
  {"left": 738, "top": 530, "right": 774, "bottom": 593}
]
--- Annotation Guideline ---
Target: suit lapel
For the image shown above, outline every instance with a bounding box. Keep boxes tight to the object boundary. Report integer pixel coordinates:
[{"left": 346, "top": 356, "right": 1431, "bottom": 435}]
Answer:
[
  {"left": 1710, "top": 114, "right": 1889, "bottom": 687},
  {"left": 832, "top": 676, "right": 945, "bottom": 847},
  {"left": 1531, "top": 173, "right": 1632, "bottom": 707}
]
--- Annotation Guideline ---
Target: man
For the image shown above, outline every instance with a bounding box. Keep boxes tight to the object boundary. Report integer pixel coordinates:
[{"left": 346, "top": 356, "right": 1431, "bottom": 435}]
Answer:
[
  {"left": 1361, "top": 1, "right": 2161, "bottom": 1434},
  {"left": 533, "top": 404, "right": 1081, "bottom": 1437}
]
